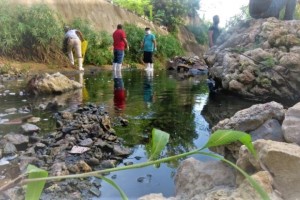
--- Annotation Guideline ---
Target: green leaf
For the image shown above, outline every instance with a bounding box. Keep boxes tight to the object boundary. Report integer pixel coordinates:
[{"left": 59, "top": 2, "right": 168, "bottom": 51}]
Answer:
[
  {"left": 101, "top": 176, "right": 128, "bottom": 200},
  {"left": 202, "top": 129, "right": 256, "bottom": 157},
  {"left": 25, "top": 164, "right": 48, "bottom": 200},
  {"left": 199, "top": 152, "right": 270, "bottom": 200},
  {"left": 148, "top": 128, "right": 170, "bottom": 161}
]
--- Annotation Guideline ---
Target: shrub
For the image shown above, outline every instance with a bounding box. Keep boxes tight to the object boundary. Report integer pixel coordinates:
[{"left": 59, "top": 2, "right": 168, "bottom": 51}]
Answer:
[{"left": 0, "top": 1, "right": 65, "bottom": 63}]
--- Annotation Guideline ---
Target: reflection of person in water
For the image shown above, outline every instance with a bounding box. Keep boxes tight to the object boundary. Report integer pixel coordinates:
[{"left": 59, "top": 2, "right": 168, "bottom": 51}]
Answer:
[
  {"left": 143, "top": 70, "right": 154, "bottom": 107},
  {"left": 113, "top": 69, "right": 126, "bottom": 111}
]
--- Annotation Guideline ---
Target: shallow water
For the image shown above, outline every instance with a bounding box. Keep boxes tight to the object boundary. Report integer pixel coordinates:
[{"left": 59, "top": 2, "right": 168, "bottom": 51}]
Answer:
[{"left": 0, "top": 69, "right": 256, "bottom": 199}]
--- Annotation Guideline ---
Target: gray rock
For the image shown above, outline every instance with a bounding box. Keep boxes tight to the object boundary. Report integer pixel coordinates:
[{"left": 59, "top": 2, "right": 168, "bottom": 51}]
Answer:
[
  {"left": 250, "top": 119, "right": 284, "bottom": 141},
  {"left": 113, "top": 145, "right": 131, "bottom": 156},
  {"left": 4, "top": 108, "right": 17, "bottom": 113},
  {"left": 4, "top": 133, "right": 29, "bottom": 148},
  {"left": 79, "top": 138, "right": 93, "bottom": 147},
  {"left": 21, "top": 123, "right": 40, "bottom": 133},
  {"left": 174, "top": 158, "right": 236, "bottom": 200},
  {"left": 3, "top": 143, "right": 17, "bottom": 156},
  {"left": 282, "top": 102, "right": 300, "bottom": 145},
  {"left": 89, "top": 186, "right": 101, "bottom": 197},
  {"left": 100, "top": 160, "right": 117, "bottom": 169}
]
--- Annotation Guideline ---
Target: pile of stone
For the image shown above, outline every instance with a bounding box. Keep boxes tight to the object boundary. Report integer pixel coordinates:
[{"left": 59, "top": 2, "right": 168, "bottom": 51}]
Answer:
[
  {"left": 167, "top": 56, "right": 208, "bottom": 73},
  {"left": 0, "top": 103, "right": 131, "bottom": 199}
]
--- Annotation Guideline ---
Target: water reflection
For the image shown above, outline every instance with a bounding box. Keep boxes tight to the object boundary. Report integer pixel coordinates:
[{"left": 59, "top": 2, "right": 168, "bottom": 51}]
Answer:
[
  {"left": 113, "top": 69, "right": 126, "bottom": 114},
  {"left": 143, "top": 70, "right": 154, "bottom": 108}
]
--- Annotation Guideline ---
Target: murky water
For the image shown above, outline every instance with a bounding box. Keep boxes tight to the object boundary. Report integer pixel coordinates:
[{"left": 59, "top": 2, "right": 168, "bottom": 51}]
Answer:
[{"left": 0, "top": 69, "right": 256, "bottom": 199}]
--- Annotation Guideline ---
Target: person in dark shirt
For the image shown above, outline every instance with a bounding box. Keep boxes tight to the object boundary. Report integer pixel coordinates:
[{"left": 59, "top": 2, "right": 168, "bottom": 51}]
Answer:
[
  {"left": 208, "top": 15, "right": 220, "bottom": 48},
  {"left": 249, "top": 0, "right": 297, "bottom": 20}
]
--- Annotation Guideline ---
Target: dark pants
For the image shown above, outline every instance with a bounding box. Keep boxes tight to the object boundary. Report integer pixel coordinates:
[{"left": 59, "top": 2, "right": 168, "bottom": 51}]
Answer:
[{"left": 143, "top": 51, "right": 153, "bottom": 63}]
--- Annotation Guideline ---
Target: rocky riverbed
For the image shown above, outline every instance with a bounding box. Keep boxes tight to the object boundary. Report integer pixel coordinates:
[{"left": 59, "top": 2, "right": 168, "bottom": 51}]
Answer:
[{"left": 0, "top": 103, "right": 132, "bottom": 199}]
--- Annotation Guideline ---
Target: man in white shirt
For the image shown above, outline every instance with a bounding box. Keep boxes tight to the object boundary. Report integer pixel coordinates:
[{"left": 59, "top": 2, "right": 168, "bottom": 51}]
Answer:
[{"left": 64, "top": 26, "right": 85, "bottom": 71}]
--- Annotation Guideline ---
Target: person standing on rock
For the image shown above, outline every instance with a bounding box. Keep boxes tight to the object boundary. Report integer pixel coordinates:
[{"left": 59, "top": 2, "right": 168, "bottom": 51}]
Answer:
[
  {"left": 64, "top": 26, "right": 85, "bottom": 71},
  {"left": 208, "top": 15, "right": 220, "bottom": 48},
  {"left": 112, "top": 24, "right": 129, "bottom": 71},
  {"left": 141, "top": 27, "right": 157, "bottom": 71},
  {"left": 249, "top": 0, "right": 297, "bottom": 20}
]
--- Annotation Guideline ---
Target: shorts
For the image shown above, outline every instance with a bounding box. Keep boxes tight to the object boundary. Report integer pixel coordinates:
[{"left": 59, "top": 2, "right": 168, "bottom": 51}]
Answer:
[
  {"left": 113, "top": 49, "right": 125, "bottom": 64},
  {"left": 143, "top": 51, "right": 153, "bottom": 63}
]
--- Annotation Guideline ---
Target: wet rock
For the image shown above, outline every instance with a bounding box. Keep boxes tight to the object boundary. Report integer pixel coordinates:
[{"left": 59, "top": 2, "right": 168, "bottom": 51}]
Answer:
[
  {"left": 137, "top": 177, "right": 146, "bottom": 183},
  {"left": 0, "top": 187, "right": 24, "bottom": 200},
  {"left": 61, "top": 111, "right": 73, "bottom": 120},
  {"left": 100, "top": 160, "right": 117, "bottom": 169},
  {"left": 174, "top": 158, "right": 235, "bottom": 200},
  {"left": 282, "top": 102, "right": 300, "bottom": 145},
  {"left": 250, "top": 119, "right": 284, "bottom": 141},
  {"left": 18, "top": 156, "right": 39, "bottom": 171},
  {"left": 124, "top": 161, "right": 133, "bottom": 166},
  {"left": 21, "top": 123, "right": 40, "bottom": 134},
  {"left": 77, "top": 160, "right": 92, "bottom": 173},
  {"left": 111, "top": 174, "right": 117, "bottom": 179},
  {"left": 4, "top": 133, "right": 29, "bottom": 150},
  {"left": 3, "top": 143, "right": 17, "bottom": 156},
  {"left": 27, "top": 117, "right": 41, "bottom": 123},
  {"left": 113, "top": 145, "right": 132, "bottom": 156},
  {"left": 79, "top": 138, "right": 93, "bottom": 147},
  {"left": 89, "top": 186, "right": 101, "bottom": 197},
  {"left": 27, "top": 72, "right": 82, "bottom": 94},
  {"left": 86, "top": 157, "right": 100, "bottom": 166},
  {"left": 51, "top": 162, "right": 69, "bottom": 176},
  {"left": 4, "top": 108, "right": 17, "bottom": 113},
  {"left": 35, "top": 142, "right": 46, "bottom": 150}
]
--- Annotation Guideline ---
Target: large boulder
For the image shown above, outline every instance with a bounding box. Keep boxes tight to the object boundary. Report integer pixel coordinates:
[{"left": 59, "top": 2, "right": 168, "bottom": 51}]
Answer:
[
  {"left": 282, "top": 102, "right": 300, "bottom": 145},
  {"left": 237, "top": 139, "right": 300, "bottom": 200},
  {"left": 174, "top": 158, "right": 236, "bottom": 200},
  {"left": 27, "top": 72, "right": 82, "bottom": 94},
  {"left": 205, "top": 18, "right": 300, "bottom": 101},
  {"left": 211, "top": 101, "right": 285, "bottom": 159}
]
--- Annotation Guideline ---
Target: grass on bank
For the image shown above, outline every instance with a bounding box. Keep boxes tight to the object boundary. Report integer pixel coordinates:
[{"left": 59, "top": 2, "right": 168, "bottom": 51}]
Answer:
[{"left": 0, "top": 1, "right": 184, "bottom": 68}]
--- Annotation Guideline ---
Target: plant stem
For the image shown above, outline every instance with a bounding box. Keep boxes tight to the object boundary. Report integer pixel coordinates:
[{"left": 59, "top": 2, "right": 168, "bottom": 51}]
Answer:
[{"left": 21, "top": 148, "right": 201, "bottom": 184}]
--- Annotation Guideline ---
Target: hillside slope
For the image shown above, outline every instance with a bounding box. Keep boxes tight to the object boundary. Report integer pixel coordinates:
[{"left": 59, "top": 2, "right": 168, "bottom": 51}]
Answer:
[{"left": 12, "top": 0, "right": 204, "bottom": 56}]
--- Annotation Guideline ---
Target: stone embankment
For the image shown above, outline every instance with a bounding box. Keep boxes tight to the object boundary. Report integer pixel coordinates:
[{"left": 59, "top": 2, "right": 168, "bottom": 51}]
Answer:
[
  {"left": 205, "top": 18, "right": 300, "bottom": 102},
  {"left": 140, "top": 100, "right": 300, "bottom": 200}
]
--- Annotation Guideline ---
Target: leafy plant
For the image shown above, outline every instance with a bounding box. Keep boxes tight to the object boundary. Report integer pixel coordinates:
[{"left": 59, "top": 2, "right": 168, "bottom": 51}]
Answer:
[
  {"left": 0, "top": 1, "right": 65, "bottom": 63},
  {"left": 0, "top": 129, "right": 270, "bottom": 200}
]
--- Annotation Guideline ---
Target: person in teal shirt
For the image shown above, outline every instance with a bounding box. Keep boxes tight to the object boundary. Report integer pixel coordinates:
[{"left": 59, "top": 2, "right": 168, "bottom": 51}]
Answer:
[{"left": 141, "top": 27, "right": 157, "bottom": 71}]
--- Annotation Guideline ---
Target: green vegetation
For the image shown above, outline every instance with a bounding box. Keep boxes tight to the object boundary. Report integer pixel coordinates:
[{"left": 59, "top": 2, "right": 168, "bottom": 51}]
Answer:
[
  {"left": 0, "top": 1, "right": 185, "bottom": 67},
  {"left": 124, "top": 23, "right": 184, "bottom": 64},
  {"left": 17, "top": 129, "right": 269, "bottom": 200},
  {"left": 0, "top": 2, "right": 64, "bottom": 62},
  {"left": 114, "top": 0, "right": 200, "bottom": 32},
  {"left": 186, "top": 22, "right": 210, "bottom": 45}
]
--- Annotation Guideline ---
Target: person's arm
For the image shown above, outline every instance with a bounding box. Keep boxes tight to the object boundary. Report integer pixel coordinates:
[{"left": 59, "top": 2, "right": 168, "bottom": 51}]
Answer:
[
  {"left": 153, "top": 39, "right": 157, "bottom": 50},
  {"left": 208, "top": 30, "right": 213, "bottom": 47},
  {"left": 76, "top": 30, "right": 84, "bottom": 42},
  {"left": 123, "top": 38, "right": 129, "bottom": 50},
  {"left": 122, "top": 31, "right": 129, "bottom": 50}
]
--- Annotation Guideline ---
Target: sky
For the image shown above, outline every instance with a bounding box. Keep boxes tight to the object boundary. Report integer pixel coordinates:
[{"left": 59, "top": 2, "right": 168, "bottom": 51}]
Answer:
[{"left": 199, "top": 0, "right": 249, "bottom": 27}]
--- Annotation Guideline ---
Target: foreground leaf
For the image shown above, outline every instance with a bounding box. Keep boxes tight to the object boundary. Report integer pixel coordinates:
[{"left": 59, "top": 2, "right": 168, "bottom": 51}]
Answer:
[
  {"left": 25, "top": 164, "right": 48, "bottom": 200},
  {"left": 101, "top": 176, "right": 128, "bottom": 200},
  {"left": 202, "top": 129, "right": 256, "bottom": 157},
  {"left": 148, "top": 129, "right": 170, "bottom": 161}
]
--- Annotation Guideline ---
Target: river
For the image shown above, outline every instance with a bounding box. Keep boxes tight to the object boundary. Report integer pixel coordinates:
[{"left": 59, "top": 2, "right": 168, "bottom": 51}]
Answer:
[{"left": 0, "top": 69, "right": 256, "bottom": 199}]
